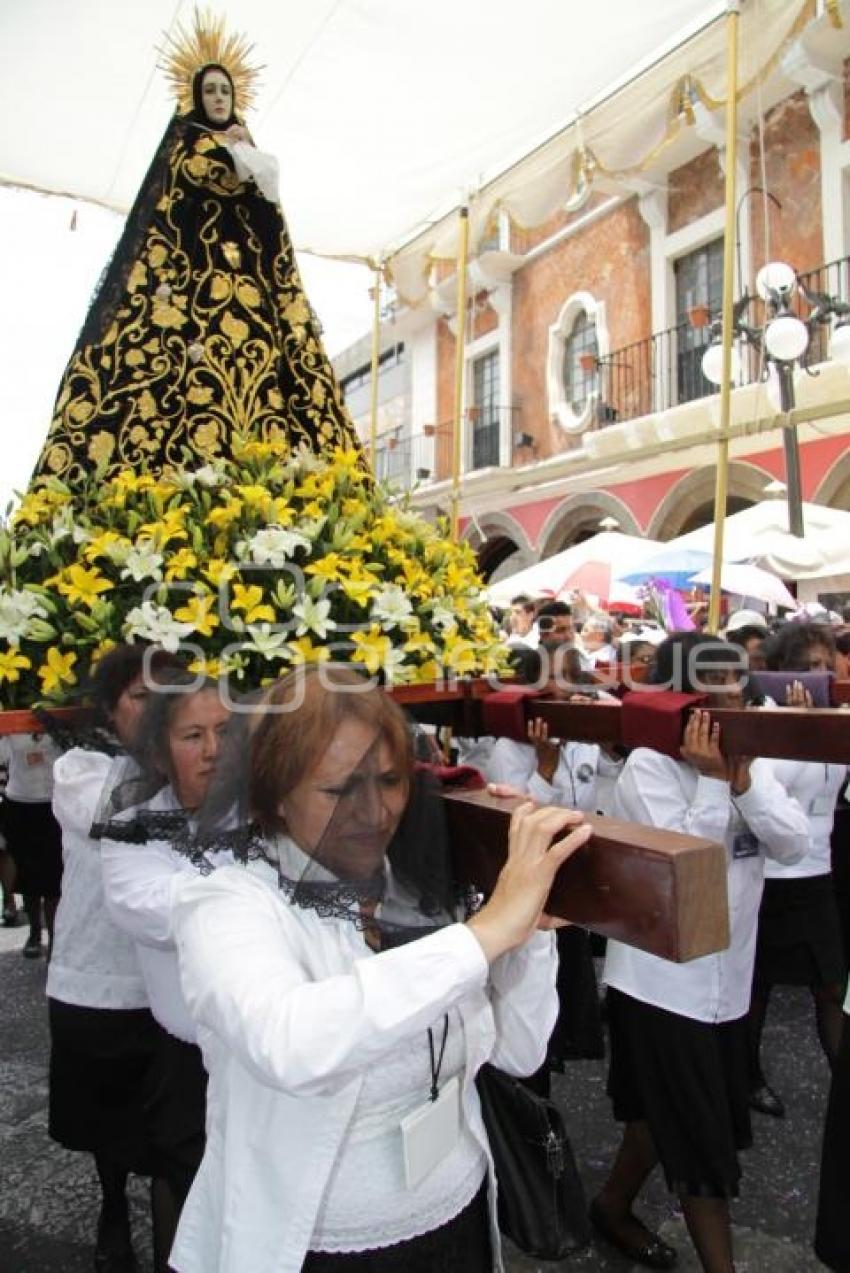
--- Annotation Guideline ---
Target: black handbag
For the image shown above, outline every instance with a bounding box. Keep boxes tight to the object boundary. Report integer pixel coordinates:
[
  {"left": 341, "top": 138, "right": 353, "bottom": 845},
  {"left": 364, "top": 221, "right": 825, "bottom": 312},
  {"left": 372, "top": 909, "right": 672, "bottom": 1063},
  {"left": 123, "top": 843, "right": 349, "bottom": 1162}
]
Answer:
[{"left": 476, "top": 1063, "right": 591, "bottom": 1260}]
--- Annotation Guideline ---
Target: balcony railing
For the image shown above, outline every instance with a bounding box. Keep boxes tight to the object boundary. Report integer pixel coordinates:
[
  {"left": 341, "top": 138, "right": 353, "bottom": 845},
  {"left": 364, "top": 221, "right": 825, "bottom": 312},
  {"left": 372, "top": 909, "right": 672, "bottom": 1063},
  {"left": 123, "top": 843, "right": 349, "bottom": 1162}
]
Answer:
[
  {"left": 594, "top": 253, "right": 850, "bottom": 428},
  {"left": 372, "top": 406, "right": 518, "bottom": 491}
]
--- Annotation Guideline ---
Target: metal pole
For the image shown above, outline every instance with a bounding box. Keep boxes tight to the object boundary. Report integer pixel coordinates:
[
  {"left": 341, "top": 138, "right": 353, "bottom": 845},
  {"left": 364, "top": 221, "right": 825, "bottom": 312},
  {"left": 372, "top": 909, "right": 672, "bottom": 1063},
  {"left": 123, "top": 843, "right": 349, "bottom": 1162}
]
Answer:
[
  {"left": 776, "top": 363, "right": 805, "bottom": 537},
  {"left": 450, "top": 206, "right": 470, "bottom": 538},
  {"left": 707, "top": 0, "right": 740, "bottom": 635},
  {"left": 368, "top": 261, "right": 382, "bottom": 462}
]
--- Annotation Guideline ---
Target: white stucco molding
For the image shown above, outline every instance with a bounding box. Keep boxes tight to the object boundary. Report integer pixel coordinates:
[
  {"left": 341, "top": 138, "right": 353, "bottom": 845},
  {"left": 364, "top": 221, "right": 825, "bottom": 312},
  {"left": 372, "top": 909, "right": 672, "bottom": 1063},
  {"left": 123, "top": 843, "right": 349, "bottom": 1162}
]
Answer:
[{"left": 547, "top": 290, "right": 609, "bottom": 436}]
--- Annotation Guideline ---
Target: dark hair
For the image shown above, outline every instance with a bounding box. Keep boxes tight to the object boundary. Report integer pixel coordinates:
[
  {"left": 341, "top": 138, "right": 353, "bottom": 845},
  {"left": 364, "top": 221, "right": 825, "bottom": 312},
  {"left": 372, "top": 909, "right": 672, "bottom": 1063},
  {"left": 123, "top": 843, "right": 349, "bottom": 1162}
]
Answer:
[
  {"left": 192, "top": 63, "right": 238, "bottom": 128},
  {"left": 650, "top": 631, "right": 743, "bottom": 694},
  {"left": 510, "top": 594, "right": 535, "bottom": 613},
  {"left": 762, "top": 621, "right": 836, "bottom": 671},
  {"left": 130, "top": 669, "right": 221, "bottom": 785},
  {"left": 842, "top": 604, "right": 850, "bottom": 623},
  {"left": 836, "top": 630, "right": 850, "bottom": 657},
  {"left": 88, "top": 644, "right": 184, "bottom": 720},
  {"left": 250, "top": 666, "right": 413, "bottom": 836},
  {"left": 508, "top": 644, "right": 542, "bottom": 684},
  {"left": 536, "top": 600, "right": 572, "bottom": 620}
]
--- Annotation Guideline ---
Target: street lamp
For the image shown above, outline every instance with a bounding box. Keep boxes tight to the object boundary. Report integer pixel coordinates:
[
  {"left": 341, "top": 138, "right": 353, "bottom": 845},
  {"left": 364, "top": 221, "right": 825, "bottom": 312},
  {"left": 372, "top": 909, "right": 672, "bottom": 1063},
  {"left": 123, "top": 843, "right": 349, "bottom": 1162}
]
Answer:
[{"left": 701, "top": 261, "right": 850, "bottom": 537}]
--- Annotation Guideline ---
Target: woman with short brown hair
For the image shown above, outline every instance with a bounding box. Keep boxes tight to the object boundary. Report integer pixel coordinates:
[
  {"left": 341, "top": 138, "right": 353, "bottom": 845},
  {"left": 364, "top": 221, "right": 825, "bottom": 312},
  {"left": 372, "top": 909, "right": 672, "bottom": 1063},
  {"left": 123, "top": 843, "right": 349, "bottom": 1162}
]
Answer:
[{"left": 168, "top": 664, "right": 589, "bottom": 1273}]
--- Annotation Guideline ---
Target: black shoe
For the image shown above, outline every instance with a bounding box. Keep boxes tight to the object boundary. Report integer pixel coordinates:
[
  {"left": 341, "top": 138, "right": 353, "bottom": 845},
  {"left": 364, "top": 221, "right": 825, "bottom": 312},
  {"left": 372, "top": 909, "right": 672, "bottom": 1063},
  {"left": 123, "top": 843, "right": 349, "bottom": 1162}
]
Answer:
[
  {"left": 749, "top": 1082, "right": 785, "bottom": 1117},
  {"left": 22, "top": 934, "right": 43, "bottom": 959},
  {"left": 2, "top": 904, "right": 19, "bottom": 927},
  {"left": 94, "top": 1212, "right": 136, "bottom": 1273},
  {"left": 589, "top": 1199, "right": 678, "bottom": 1269}
]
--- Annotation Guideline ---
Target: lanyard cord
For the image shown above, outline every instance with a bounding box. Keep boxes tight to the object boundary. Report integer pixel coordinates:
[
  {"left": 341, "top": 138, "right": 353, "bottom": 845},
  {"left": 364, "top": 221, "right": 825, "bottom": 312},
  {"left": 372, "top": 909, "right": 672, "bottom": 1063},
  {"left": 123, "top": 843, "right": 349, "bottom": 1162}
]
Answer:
[{"left": 427, "top": 1015, "right": 449, "bottom": 1103}]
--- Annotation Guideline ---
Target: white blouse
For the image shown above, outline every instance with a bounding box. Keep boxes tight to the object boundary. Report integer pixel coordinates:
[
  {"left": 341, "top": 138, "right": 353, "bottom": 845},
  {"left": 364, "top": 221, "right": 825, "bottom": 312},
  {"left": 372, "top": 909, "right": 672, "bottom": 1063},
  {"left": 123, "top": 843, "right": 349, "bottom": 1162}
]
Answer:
[
  {"left": 0, "top": 733, "right": 61, "bottom": 802},
  {"left": 168, "top": 845, "right": 558, "bottom": 1273},
  {"left": 101, "top": 785, "right": 233, "bottom": 1043},
  {"left": 604, "top": 749, "right": 810, "bottom": 1023},
  {"left": 487, "top": 737, "right": 623, "bottom": 814},
  {"left": 763, "top": 759, "right": 847, "bottom": 880},
  {"left": 47, "top": 749, "right": 148, "bottom": 1010}
]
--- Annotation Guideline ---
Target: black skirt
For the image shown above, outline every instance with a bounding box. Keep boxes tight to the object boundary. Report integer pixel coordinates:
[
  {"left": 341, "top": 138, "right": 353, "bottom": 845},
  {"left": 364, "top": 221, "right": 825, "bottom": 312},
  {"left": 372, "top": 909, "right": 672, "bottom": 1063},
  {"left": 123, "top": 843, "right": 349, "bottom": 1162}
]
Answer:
[
  {"left": 606, "top": 988, "right": 751, "bottom": 1199},
  {"left": 816, "top": 1015, "right": 850, "bottom": 1271},
  {"left": 143, "top": 1023, "right": 208, "bottom": 1203},
  {"left": 48, "top": 998, "right": 157, "bottom": 1173},
  {"left": 548, "top": 926, "right": 605, "bottom": 1064},
  {"left": 301, "top": 1182, "right": 492, "bottom": 1272},
  {"left": 754, "top": 874, "right": 846, "bottom": 988},
  {"left": 1, "top": 798, "right": 63, "bottom": 896}
]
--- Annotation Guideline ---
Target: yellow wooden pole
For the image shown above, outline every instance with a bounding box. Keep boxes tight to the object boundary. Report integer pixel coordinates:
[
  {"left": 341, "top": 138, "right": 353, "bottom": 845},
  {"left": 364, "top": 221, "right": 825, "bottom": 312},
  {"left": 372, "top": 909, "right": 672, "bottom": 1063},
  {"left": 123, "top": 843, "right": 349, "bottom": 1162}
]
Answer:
[
  {"left": 368, "top": 260, "right": 382, "bottom": 461},
  {"left": 707, "top": 1, "right": 740, "bottom": 634},
  {"left": 450, "top": 206, "right": 470, "bottom": 538}
]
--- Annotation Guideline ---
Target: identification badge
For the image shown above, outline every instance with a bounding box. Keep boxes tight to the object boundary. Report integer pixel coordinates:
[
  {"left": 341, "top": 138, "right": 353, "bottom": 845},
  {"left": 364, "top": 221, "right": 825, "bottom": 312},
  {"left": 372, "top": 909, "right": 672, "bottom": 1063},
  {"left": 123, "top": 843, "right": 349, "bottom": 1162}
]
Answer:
[
  {"left": 732, "top": 831, "right": 759, "bottom": 859},
  {"left": 810, "top": 794, "right": 836, "bottom": 817},
  {"left": 25, "top": 751, "right": 45, "bottom": 767},
  {"left": 400, "top": 1074, "right": 461, "bottom": 1189}
]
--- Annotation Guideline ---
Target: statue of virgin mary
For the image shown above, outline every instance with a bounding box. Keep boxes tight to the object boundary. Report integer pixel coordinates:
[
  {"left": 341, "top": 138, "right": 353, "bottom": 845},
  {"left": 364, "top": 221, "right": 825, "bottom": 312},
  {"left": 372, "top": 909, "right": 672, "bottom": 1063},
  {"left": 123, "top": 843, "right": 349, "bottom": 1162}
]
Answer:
[{"left": 33, "top": 10, "right": 359, "bottom": 486}]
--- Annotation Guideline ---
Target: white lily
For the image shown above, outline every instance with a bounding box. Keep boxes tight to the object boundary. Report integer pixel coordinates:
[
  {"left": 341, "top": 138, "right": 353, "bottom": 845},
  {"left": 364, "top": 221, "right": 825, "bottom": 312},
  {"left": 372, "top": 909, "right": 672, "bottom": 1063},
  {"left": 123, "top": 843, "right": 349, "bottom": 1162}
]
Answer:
[
  {"left": 123, "top": 601, "right": 194, "bottom": 653},
  {"left": 121, "top": 542, "right": 164, "bottom": 583},
  {"left": 248, "top": 526, "right": 311, "bottom": 568},
  {"left": 371, "top": 584, "right": 413, "bottom": 629},
  {"left": 244, "top": 623, "right": 291, "bottom": 659},
  {"left": 293, "top": 595, "right": 336, "bottom": 639}
]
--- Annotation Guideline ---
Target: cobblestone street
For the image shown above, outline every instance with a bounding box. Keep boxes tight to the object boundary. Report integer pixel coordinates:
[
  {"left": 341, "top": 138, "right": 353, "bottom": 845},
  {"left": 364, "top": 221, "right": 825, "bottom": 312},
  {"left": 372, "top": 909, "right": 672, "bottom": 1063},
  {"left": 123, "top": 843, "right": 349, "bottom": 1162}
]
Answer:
[{"left": 0, "top": 921, "right": 832, "bottom": 1272}]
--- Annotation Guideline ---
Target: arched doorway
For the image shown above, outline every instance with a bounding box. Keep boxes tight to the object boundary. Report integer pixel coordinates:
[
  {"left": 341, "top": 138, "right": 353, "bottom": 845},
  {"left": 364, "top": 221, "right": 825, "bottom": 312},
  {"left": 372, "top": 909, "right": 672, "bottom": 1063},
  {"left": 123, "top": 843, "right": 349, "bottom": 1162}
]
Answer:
[
  {"left": 537, "top": 493, "right": 642, "bottom": 558},
  {"left": 463, "top": 511, "right": 533, "bottom": 583},
  {"left": 648, "top": 462, "right": 773, "bottom": 540},
  {"left": 813, "top": 452, "right": 850, "bottom": 512}
]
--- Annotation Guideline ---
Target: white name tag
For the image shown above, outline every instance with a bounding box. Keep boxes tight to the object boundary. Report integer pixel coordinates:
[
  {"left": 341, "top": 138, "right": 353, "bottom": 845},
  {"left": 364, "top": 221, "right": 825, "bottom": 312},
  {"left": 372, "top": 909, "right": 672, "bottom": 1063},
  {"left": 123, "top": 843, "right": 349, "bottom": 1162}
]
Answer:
[{"left": 400, "top": 1074, "right": 461, "bottom": 1190}]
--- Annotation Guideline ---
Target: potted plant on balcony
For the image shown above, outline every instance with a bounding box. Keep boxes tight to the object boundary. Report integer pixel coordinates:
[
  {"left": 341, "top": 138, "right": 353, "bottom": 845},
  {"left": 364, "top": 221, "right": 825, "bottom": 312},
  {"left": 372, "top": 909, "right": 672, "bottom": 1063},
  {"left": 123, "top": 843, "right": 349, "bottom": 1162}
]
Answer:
[{"left": 687, "top": 303, "right": 711, "bottom": 329}]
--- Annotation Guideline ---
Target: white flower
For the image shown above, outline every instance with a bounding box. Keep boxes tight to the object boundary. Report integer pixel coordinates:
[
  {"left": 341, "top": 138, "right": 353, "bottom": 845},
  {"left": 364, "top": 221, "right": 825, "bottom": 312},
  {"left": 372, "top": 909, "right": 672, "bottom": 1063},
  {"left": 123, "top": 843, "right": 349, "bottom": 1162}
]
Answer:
[
  {"left": 244, "top": 623, "right": 291, "bottom": 659},
  {"left": 195, "top": 464, "right": 225, "bottom": 488},
  {"left": 123, "top": 601, "right": 193, "bottom": 653},
  {"left": 429, "top": 601, "right": 457, "bottom": 631},
  {"left": 0, "top": 588, "right": 48, "bottom": 645},
  {"left": 247, "top": 526, "right": 311, "bottom": 568},
  {"left": 293, "top": 595, "right": 336, "bottom": 639},
  {"left": 378, "top": 646, "right": 410, "bottom": 684},
  {"left": 121, "top": 543, "right": 164, "bottom": 583},
  {"left": 371, "top": 584, "right": 413, "bottom": 629}
]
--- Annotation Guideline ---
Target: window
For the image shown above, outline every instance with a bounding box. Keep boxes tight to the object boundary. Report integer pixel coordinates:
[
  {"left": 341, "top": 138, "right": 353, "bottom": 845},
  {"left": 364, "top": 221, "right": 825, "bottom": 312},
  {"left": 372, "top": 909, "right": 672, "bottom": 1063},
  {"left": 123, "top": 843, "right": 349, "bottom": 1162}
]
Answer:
[
  {"left": 674, "top": 238, "right": 723, "bottom": 403},
  {"left": 470, "top": 350, "right": 500, "bottom": 470},
  {"left": 547, "top": 291, "right": 606, "bottom": 434},
  {"left": 562, "top": 310, "right": 599, "bottom": 416}
]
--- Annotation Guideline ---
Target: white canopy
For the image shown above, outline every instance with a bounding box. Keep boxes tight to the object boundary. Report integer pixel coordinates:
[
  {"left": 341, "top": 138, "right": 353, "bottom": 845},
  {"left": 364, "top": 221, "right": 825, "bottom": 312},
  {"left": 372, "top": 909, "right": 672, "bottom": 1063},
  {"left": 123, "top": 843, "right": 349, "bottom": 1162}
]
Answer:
[
  {"left": 486, "top": 531, "right": 662, "bottom": 608},
  {"left": 668, "top": 502, "right": 850, "bottom": 582},
  {"left": 0, "top": 0, "right": 809, "bottom": 271}
]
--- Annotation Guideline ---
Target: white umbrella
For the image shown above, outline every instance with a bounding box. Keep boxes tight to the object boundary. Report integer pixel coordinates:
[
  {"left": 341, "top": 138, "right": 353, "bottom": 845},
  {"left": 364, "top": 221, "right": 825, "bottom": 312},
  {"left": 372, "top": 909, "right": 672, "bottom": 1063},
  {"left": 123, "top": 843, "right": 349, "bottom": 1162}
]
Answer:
[
  {"left": 687, "top": 562, "right": 796, "bottom": 609},
  {"left": 486, "top": 532, "right": 662, "bottom": 608},
  {"left": 669, "top": 501, "right": 850, "bottom": 581}
]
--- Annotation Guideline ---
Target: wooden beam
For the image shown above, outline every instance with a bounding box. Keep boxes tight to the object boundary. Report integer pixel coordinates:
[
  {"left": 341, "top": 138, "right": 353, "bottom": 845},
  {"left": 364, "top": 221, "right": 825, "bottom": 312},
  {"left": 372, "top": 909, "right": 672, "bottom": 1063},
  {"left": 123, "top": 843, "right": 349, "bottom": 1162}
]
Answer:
[{"left": 443, "top": 788, "right": 729, "bottom": 963}]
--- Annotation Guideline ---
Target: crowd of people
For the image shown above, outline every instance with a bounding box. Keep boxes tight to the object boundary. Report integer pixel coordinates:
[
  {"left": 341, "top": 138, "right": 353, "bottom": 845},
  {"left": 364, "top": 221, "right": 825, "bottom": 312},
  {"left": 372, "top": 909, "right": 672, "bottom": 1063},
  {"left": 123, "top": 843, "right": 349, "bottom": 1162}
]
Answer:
[{"left": 0, "top": 599, "right": 846, "bottom": 1273}]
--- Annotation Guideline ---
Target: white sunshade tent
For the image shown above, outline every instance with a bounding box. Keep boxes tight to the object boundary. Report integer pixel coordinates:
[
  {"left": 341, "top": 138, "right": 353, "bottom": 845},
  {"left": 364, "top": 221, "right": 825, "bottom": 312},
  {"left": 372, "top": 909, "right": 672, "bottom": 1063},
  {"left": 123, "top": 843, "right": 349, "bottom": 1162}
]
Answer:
[
  {"left": 486, "top": 532, "right": 663, "bottom": 608},
  {"left": 668, "top": 502, "right": 850, "bottom": 583},
  {"left": 0, "top": 1, "right": 808, "bottom": 274}
]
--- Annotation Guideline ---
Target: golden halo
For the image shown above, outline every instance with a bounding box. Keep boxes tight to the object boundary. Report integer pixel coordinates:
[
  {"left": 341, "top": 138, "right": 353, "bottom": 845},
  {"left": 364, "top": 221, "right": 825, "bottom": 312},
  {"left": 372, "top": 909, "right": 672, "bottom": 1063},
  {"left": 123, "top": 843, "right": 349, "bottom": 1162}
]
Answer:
[{"left": 158, "top": 6, "right": 263, "bottom": 116}]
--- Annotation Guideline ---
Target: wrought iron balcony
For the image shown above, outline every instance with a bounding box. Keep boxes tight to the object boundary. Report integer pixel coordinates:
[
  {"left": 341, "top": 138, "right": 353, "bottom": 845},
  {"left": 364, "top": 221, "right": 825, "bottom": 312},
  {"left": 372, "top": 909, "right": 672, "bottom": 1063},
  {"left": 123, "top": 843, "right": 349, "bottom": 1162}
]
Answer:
[{"left": 592, "top": 253, "right": 850, "bottom": 428}]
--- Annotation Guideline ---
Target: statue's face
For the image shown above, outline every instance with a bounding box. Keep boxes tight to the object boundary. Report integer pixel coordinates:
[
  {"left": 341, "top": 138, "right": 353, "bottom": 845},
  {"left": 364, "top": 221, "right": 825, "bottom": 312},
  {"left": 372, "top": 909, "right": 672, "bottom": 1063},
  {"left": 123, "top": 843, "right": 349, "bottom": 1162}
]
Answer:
[{"left": 201, "top": 68, "right": 233, "bottom": 126}]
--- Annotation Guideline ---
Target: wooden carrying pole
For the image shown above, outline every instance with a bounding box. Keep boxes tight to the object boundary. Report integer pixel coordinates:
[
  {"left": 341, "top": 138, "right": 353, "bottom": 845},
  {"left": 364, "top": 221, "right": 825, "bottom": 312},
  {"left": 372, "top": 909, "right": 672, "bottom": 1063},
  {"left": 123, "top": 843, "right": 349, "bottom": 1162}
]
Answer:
[
  {"left": 450, "top": 207, "right": 470, "bottom": 538},
  {"left": 368, "top": 260, "right": 382, "bottom": 460},
  {"left": 707, "top": 0, "right": 741, "bottom": 634}
]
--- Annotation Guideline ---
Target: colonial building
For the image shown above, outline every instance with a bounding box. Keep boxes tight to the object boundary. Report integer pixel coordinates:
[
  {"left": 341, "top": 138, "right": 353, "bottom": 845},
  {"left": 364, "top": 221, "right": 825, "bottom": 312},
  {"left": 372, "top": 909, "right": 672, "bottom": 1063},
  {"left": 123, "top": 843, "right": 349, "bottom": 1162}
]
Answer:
[{"left": 334, "top": 3, "right": 850, "bottom": 583}]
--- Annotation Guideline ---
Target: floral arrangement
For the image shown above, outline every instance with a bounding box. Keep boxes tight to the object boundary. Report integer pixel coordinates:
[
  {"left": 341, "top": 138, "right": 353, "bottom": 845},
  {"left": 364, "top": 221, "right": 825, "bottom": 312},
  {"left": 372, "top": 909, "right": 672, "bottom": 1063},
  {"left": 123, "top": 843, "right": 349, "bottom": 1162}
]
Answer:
[
  {"left": 0, "top": 441, "right": 510, "bottom": 708},
  {"left": 638, "top": 579, "right": 692, "bottom": 633}
]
